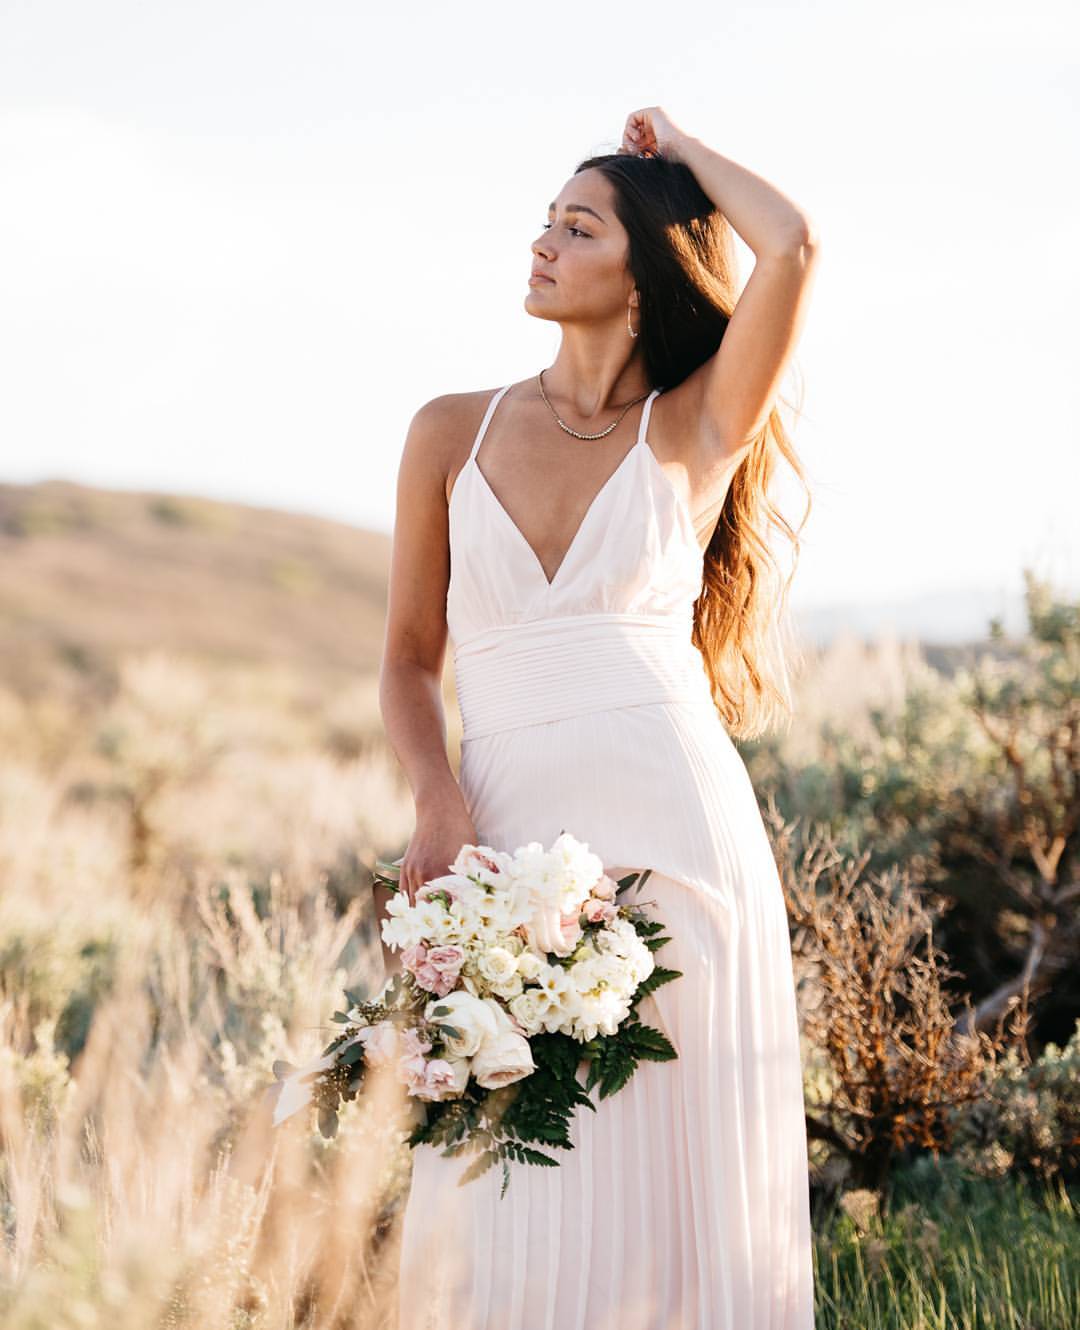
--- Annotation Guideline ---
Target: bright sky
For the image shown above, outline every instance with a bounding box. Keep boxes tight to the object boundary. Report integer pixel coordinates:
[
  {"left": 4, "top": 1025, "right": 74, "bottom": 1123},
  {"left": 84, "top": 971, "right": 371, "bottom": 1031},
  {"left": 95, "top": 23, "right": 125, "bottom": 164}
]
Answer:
[{"left": 1, "top": 0, "right": 1076, "bottom": 615}]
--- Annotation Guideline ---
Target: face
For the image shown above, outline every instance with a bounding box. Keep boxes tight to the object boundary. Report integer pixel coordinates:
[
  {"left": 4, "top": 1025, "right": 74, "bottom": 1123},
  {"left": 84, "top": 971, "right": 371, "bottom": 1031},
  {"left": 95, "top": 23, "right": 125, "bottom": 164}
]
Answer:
[{"left": 526, "top": 169, "right": 637, "bottom": 325}]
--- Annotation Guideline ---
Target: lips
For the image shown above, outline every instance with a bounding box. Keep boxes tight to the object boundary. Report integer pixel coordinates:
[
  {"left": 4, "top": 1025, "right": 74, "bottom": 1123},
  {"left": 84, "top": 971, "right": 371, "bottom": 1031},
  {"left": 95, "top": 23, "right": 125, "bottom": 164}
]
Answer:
[{"left": 530, "top": 271, "right": 555, "bottom": 283}]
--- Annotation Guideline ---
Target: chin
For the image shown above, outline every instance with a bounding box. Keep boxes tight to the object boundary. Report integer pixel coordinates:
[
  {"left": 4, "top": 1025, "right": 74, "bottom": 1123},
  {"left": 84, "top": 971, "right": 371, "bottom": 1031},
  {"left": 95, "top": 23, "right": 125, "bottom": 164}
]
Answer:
[{"left": 523, "top": 293, "right": 559, "bottom": 321}]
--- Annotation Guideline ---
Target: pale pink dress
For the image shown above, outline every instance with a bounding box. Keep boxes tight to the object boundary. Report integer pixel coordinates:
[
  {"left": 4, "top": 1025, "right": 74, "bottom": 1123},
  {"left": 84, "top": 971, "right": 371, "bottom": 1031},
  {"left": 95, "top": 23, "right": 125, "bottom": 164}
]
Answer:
[{"left": 396, "top": 385, "right": 815, "bottom": 1329}]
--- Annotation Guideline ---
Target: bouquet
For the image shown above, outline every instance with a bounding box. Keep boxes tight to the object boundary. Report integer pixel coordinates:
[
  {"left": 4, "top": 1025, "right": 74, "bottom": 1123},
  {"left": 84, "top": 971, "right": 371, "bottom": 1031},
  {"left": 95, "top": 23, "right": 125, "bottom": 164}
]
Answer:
[{"left": 268, "top": 832, "right": 682, "bottom": 1197}]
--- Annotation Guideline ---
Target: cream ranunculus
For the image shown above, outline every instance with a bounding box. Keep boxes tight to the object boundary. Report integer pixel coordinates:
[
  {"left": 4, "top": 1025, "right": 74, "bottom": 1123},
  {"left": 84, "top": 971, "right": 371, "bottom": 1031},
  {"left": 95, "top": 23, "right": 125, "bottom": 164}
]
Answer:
[
  {"left": 477, "top": 945, "right": 519, "bottom": 986},
  {"left": 508, "top": 988, "right": 547, "bottom": 1036},
  {"left": 490, "top": 971, "right": 525, "bottom": 1001},
  {"left": 516, "top": 950, "right": 545, "bottom": 982},
  {"left": 424, "top": 990, "right": 499, "bottom": 1058}
]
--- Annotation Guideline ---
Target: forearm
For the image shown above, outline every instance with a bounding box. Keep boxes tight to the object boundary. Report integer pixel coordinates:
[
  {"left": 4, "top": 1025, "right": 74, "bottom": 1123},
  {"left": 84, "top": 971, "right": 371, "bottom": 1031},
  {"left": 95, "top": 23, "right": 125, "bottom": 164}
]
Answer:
[
  {"left": 379, "top": 657, "right": 467, "bottom": 815},
  {"left": 677, "top": 136, "right": 817, "bottom": 259}
]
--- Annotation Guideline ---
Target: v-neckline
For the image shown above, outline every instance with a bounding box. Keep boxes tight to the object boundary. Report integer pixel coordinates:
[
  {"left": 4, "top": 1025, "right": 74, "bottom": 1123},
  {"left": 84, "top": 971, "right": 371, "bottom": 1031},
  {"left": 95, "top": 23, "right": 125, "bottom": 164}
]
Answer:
[{"left": 470, "top": 437, "right": 643, "bottom": 589}]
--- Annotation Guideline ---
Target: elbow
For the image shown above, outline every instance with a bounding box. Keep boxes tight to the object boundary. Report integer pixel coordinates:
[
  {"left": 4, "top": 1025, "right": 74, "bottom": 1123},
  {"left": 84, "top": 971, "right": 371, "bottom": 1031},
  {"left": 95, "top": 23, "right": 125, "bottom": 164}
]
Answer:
[
  {"left": 789, "top": 216, "right": 821, "bottom": 255},
  {"left": 766, "top": 218, "right": 821, "bottom": 263},
  {"left": 380, "top": 649, "right": 443, "bottom": 692}
]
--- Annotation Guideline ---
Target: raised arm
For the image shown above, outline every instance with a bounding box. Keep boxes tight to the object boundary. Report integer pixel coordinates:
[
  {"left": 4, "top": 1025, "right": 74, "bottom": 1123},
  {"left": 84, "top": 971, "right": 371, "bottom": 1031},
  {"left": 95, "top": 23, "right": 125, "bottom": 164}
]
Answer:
[
  {"left": 619, "top": 109, "right": 822, "bottom": 467},
  {"left": 676, "top": 134, "right": 821, "bottom": 462}
]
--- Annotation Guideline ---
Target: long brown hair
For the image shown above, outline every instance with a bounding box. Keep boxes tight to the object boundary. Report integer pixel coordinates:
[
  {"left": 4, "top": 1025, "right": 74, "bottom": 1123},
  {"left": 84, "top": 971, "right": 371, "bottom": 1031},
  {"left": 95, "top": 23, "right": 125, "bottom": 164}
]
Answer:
[{"left": 574, "top": 150, "right": 812, "bottom": 740}]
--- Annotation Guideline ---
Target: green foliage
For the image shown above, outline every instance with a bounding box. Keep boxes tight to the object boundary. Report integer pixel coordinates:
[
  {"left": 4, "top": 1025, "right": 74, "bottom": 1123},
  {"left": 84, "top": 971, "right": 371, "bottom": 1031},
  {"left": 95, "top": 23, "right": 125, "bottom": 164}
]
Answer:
[{"left": 950, "top": 1017, "right": 1080, "bottom": 1185}]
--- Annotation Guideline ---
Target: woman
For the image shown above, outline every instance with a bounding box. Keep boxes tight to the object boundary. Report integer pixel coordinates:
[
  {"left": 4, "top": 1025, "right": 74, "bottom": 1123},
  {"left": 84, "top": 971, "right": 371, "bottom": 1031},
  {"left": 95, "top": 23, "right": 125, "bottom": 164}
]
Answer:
[{"left": 379, "top": 106, "right": 821, "bottom": 1330}]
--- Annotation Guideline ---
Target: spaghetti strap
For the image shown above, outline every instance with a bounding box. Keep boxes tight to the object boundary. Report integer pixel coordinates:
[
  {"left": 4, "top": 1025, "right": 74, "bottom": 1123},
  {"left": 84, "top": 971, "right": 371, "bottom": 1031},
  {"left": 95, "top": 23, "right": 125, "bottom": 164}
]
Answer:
[
  {"left": 468, "top": 385, "right": 513, "bottom": 462},
  {"left": 636, "top": 387, "right": 661, "bottom": 447}
]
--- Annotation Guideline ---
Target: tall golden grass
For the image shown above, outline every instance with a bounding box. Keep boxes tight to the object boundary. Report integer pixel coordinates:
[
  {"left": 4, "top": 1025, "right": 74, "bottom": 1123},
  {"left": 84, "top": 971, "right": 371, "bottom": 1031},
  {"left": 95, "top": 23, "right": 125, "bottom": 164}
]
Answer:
[{"left": 0, "top": 652, "right": 424, "bottom": 1326}]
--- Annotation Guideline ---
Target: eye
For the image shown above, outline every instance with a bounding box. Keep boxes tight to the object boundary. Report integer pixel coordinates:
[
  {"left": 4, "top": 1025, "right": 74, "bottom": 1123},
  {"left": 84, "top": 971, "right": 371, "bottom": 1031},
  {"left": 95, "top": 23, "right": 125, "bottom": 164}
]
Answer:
[{"left": 542, "top": 222, "right": 591, "bottom": 238}]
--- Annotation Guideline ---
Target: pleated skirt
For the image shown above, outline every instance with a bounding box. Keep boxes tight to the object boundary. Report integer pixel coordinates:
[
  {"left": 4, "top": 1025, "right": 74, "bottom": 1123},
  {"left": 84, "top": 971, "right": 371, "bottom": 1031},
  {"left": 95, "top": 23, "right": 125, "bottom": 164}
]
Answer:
[{"left": 396, "top": 700, "right": 815, "bottom": 1330}]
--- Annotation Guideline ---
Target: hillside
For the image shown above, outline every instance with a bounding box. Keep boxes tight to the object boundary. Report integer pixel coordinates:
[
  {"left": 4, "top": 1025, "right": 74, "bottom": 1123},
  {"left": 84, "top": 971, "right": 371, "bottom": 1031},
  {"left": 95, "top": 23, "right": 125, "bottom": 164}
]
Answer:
[{"left": 0, "top": 479, "right": 392, "bottom": 698}]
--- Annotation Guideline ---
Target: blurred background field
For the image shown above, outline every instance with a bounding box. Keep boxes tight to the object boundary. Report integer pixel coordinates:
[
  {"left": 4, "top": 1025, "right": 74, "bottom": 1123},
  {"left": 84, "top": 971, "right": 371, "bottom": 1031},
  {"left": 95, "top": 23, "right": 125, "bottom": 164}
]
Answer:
[{"left": 0, "top": 478, "right": 1076, "bottom": 1328}]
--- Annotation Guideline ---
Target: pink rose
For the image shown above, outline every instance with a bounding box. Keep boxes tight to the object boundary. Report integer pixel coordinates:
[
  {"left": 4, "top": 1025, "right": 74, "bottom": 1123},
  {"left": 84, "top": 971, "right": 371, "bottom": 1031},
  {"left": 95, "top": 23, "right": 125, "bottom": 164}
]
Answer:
[
  {"left": 400, "top": 1056, "right": 426, "bottom": 1092},
  {"left": 416, "top": 878, "right": 463, "bottom": 905},
  {"left": 583, "top": 897, "right": 618, "bottom": 924},
  {"left": 401, "top": 943, "right": 428, "bottom": 976},
  {"left": 404, "top": 942, "right": 466, "bottom": 996},
  {"left": 560, "top": 911, "right": 584, "bottom": 950},
  {"left": 402, "top": 1026, "right": 433, "bottom": 1058},
  {"left": 413, "top": 1055, "right": 470, "bottom": 1102},
  {"left": 450, "top": 844, "right": 509, "bottom": 884},
  {"left": 422, "top": 944, "right": 466, "bottom": 997},
  {"left": 354, "top": 1021, "right": 399, "bottom": 1066},
  {"left": 396, "top": 1024, "right": 435, "bottom": 1083},
  {"left": 592, "top": 874, "right": 618, "bottom": 901}
]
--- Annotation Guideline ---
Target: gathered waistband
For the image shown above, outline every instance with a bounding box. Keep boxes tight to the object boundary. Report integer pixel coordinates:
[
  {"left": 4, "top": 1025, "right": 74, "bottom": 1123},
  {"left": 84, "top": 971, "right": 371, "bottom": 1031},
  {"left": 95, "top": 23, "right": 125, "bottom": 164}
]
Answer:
[{"left": 451, "top": 611, "right": 716, "bottom": 740}]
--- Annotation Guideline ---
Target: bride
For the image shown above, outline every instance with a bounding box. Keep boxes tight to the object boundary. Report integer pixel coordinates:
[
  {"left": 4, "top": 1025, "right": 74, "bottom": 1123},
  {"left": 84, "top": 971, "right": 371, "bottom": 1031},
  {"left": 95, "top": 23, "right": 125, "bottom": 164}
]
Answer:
[{"left": 378, "top": 106, "right": 821, "bottom": 1330}]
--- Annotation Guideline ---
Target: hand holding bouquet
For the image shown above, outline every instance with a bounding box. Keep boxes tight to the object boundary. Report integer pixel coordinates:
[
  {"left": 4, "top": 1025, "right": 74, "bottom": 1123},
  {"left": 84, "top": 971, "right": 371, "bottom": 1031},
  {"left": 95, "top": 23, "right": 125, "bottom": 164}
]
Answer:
[{"left": 268, "top": 832, "right": 681, "bottom": 1197}]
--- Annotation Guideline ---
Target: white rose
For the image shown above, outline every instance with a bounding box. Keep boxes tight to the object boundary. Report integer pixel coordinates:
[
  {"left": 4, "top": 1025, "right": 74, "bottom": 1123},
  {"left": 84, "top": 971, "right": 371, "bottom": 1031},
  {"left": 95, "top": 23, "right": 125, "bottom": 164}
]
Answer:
[
  {"left": 471, "top": 1029, "right": 536, "bottom": 1089},
  {"left": 424, "top": 990, "right": 498, "bottom": 1058}
]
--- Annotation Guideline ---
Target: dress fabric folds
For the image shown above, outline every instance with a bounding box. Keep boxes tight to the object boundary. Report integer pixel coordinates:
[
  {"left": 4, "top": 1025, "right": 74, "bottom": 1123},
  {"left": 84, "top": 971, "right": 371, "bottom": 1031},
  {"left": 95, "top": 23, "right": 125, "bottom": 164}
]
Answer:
[{"left": 396, "top": 385, "right": 815, "bottom": 1330}]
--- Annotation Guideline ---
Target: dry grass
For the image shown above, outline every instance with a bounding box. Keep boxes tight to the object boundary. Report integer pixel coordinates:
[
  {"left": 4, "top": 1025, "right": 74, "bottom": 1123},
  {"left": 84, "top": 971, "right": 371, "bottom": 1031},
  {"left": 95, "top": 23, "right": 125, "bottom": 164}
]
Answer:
[
  {"left": 0, "top": 648, "right": 426, "bottom": 1327},
  {"left": 0, "top": 494, "right": 1062, "bottom": 1323}
]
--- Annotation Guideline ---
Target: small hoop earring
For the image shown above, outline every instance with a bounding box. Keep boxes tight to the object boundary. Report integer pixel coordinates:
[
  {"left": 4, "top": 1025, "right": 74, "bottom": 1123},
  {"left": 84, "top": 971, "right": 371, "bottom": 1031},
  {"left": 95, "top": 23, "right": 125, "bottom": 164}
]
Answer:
[{"left": 627, "top": 299, "right": 639, "bottom": 339}]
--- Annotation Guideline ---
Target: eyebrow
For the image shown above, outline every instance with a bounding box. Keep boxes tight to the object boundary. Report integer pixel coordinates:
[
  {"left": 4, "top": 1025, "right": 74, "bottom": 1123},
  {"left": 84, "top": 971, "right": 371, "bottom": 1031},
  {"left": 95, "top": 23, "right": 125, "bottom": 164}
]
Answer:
[{"left": 547, "top": 201, "right": 608, "bottom": 225}]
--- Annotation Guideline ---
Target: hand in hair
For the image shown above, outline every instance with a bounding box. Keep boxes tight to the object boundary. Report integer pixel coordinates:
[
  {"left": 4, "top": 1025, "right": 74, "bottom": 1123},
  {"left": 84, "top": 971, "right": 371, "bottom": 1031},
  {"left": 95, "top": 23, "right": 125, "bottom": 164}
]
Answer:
[{"left": 617, "top": 106, "right": 694, "bottom": 164}]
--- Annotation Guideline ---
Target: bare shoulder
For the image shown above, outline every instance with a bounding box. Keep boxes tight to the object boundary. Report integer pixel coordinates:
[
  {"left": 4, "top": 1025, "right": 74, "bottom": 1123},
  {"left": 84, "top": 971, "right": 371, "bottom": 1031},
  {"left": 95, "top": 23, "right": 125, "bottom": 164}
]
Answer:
[
  {"left": 384, "top": 388, "right": 504, "bottom": 671},
  {"left": 408, "top": 387, "right": 497, "bottom": 435},
  {"left": 401, "top": 387, "right": 507, "bottom": 505}
]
